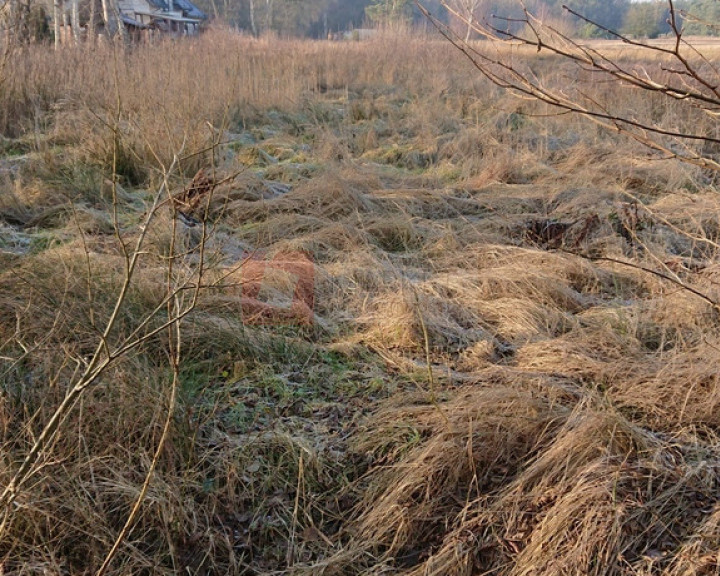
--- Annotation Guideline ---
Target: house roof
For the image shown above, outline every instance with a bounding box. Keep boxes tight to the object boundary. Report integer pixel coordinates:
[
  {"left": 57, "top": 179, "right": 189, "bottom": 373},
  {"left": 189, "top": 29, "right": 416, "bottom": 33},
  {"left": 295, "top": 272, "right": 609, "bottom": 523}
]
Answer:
[
  {"left": 145, "top": 0, "right": 205, "bottom": 19},
  {"left": 145, "top": 0, "right": 170, "bottom": 10},
  {"left": 135, "top": 8, "right": 201, "bottom": 22},
  {"left": 121, "top": 14, "right": 149, "bottom": 27},
  {"left": 171, "top": 0, "right": 206, "bottom": 20},
  {"left": 123, "top": 0, "right": 206, "bottom": 25}
]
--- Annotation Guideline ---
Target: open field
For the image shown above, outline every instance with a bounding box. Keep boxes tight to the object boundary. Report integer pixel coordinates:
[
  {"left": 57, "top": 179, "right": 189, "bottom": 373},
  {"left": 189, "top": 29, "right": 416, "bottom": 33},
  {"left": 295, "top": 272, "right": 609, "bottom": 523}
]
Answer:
[{"left": 1, "top": 30, "right": 720, "bottom": 574}]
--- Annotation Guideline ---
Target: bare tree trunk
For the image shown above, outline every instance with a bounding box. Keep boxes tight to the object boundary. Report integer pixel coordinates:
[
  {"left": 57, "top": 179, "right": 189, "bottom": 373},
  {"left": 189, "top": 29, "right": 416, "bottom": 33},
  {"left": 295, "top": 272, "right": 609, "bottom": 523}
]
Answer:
[
  {"left": 62, "top": 0, "right": 69, "bottom": 43},
  {"left": 53, "top": 0, "right": 60, "bottom": 48},
  {"left": 264, "top": 0, "right": 272, "bottom": 34},
  {"left": 6, "top": 0, "right": 18, "bottom": 43},
  {"left": 88, "top": 0, "right": 96, "bottom": 43},
  {"left": 100, "top": 0, "right": 125, "bottom": 40},
  {"left": 112, "top": 0, "right": 127, "bottom": 41},
  {"left": 249, "top": 0, "right": 257, "bottom": 37},
  {"left": 463, "top": 0, "right": 477, "bottom": 42},
  {"left": 2, "top": 0, "right": 18, "bottom": 73},
  {"left": 100, "top": 0, "right": 111, "bottom": 34},
  {"left": 71, "top": 0, "right": 80, "bottom": 43},
  {"left": 207, "top": 0, "right": 219, "bottom": 20}
]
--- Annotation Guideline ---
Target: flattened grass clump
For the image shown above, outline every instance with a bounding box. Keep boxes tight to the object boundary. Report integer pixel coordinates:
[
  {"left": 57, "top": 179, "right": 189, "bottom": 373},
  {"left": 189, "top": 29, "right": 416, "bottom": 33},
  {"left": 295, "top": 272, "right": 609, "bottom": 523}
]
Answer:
[
  {"left": 359, "top": 283, "right": 490, "bottom": 352},
  {"left": 335, "top": 384, "right": 720, "bottom": 576},
  {"left": 347, "top": 381, "right": 573, "bottom": 560}
]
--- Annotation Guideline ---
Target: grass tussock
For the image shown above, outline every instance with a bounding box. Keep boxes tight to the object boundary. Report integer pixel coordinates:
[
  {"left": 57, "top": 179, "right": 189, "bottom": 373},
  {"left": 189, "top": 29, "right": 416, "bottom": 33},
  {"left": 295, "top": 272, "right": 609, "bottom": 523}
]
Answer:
[{"left": 2, "top": 29, "right": 720, "bottom": 575}]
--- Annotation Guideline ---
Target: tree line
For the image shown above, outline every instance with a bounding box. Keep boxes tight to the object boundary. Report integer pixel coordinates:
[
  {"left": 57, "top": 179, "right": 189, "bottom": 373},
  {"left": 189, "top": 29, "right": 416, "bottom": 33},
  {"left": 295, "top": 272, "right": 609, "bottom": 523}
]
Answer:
[
  {"left": 2, "top": 0, "right": 720, "bottom": 42},
  {"left": 439, "top": 0, "right": 720, "bottom": 40},
  {"left": 196, "top": 0, "right": 720, "bottom": 39}
]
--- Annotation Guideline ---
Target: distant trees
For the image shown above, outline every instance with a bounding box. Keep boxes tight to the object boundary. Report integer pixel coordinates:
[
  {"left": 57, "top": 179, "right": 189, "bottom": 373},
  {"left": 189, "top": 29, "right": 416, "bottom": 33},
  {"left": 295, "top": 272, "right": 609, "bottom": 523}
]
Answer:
[
  {"left": 260, "top": 0, "right": 328, "bottom": 36},
  {"left": 678, "top": 0, "right": 720, "bottom": 36},
  {"left": 622, "top": 1, "right": 669, "bottom": 39},
  {"left": 437, "top": 0, "right": 720, "bottom": 40},
  {"left": 1, "top": 0, "right": 50, "bottom": 43},
  {"left": 559, "top": 0, "right": 627, "bottom": 37},
  {"left": 365, "top": 0, "right": 412, "bottom": 27},
  {"left": 193, "top": 0, "right": 371, "bottom": 36},
  {"left": 194, "top": 0, "right": 441, "bottom": 35},
  {"left": 0, "top": 0, "right": 129, "bottom": 47},
  {"left": 318, "top": 0, "right": 371, "bottom": 36},
  {"left": 4, "top": 0, "right": 720, "bottom": 42},
  {"left": 441, "top": 0, "right": 489, "bottom": 40},
  {"left": 438, "top": 0, "right": 630, "bottom": 40}
]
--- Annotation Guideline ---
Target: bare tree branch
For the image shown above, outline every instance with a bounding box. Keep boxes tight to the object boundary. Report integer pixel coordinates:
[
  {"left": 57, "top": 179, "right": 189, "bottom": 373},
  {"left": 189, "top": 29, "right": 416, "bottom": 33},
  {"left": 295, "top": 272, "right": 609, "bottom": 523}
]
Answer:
[{"left": 420, "top": 0, "right": 720, "bottom": 173}]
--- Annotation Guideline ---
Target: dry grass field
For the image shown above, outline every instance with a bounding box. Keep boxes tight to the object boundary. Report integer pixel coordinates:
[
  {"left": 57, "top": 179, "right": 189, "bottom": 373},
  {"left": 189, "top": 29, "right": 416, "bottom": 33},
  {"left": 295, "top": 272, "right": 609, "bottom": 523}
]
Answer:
[{"left": 1, "top": 29, "right": 720, "bottom": 575}]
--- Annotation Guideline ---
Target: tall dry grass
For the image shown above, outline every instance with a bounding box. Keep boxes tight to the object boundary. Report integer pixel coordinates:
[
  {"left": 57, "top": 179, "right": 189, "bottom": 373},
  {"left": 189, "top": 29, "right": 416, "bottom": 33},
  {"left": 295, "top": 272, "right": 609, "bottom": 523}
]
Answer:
[{"left": 1, "top": 28, "right": 720, "bottom": 575}]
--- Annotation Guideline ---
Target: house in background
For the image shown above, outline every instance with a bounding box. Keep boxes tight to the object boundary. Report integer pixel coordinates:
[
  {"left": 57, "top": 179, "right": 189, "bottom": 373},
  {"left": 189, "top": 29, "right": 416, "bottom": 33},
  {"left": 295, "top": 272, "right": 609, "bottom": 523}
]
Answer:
[
  {"left": 49, "top": 0, "right": 207, "bottom": 45},
  {"left": 116, "top": 0, "right": 206, "bottom": 35}
]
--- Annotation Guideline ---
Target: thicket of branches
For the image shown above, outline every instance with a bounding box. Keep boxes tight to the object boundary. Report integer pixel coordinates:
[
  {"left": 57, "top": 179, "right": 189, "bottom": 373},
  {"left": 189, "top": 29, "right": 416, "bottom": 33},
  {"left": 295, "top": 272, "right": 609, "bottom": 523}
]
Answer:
[
  {"left": 415, "top": 0, "right": 720, "bottom": 311},
  {"left": 426, "top": 0, "right": 720, "bottom": 168}
]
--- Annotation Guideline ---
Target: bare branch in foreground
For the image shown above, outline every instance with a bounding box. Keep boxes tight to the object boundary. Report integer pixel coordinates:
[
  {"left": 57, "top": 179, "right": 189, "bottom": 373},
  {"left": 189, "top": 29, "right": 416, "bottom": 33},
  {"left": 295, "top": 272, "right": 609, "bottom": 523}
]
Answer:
[{"left": 418, "top": 0, "right": 720, "bottom": 172}]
